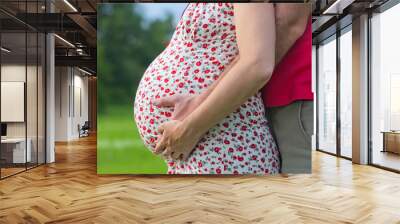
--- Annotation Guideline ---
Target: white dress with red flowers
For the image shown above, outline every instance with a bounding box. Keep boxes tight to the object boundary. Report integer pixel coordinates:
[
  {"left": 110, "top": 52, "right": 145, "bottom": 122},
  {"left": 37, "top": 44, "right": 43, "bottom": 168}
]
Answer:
[{"left": 134, "top": 3, "right": 280, "bottom": 174}]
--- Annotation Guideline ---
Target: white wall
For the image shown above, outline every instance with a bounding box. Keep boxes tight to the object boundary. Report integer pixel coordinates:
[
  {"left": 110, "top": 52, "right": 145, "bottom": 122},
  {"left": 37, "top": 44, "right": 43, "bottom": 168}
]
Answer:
[
  {"left": 55, "top": 66, "right": 70, "bottom": 141},
  {"left": 1, "top": 82, "right": 25, "bottom": 122},
  {"left": 1, "top": 65, "right": 38, "bottom": 138},
  {"left": 1, "top": 65, "right": 26, "bottom": 81},
  {"left": 54, "top": 67, "right": 89, "bottom": 141},
  {"left": 1, "top": 65, "right": 26, "bottom": 140},
  {"left": 72, "top": 73, "right": 89, "bottom": 138}
]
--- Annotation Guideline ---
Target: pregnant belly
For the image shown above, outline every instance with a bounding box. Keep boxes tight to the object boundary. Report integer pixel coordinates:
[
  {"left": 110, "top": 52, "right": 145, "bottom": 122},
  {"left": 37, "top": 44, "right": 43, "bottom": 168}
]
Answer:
[
  {"left": 134, "top": 76, "right": 174, "bottom": 150},
  {"left": 134, "top": 57, "right": 220, "bottom": 150},
  {"left": 134, "top": 48, "right": 237, "bottom": 150}
]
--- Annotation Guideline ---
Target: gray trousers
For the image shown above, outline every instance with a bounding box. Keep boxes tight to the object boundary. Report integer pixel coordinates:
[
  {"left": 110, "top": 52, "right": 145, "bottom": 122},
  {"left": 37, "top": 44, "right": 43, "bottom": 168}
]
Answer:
[{"left": 267, "top": 100, "right": 314, "bottom": 173}]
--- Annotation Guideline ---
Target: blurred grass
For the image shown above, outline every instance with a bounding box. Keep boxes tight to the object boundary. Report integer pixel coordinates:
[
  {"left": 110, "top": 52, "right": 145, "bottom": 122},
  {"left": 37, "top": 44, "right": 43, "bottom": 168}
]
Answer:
[{"left": 97, "top": 106, "right": 167, "bottom": 174}]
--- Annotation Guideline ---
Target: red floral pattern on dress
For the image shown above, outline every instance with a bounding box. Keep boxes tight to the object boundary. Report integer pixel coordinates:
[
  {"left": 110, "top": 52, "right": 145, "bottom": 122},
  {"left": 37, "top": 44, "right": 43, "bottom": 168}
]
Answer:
[{"left": 134, "top": 3, "right": 280, "bottom": 174}]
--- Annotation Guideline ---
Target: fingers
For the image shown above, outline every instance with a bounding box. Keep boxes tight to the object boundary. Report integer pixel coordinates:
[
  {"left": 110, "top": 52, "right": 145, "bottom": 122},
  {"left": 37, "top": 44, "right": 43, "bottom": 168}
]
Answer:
[
  {"left": 154, "top": 135, "right": 167, "bottom": 154},
  {"left": 162, "top": 147, "right": 172, "bottom": 159},
  {"left": 155, "top": 123, "right": 170, "bottom": 155},
  {"left": 162, "top": 147, "right": 179, "bottom": 161},
  {"left": 161, "top": 147, "right": 191, "bottom": 161},
  {"left": 171, "top": 151, "right": 181, "bottom": 160},
  {"left": 157, "top": 123, "right": 165, "bottom": 134},
  {"left": 160, "top": 151, "right": 170, "bottom": 160},
  {"left": 170, "top": 151, "right": 190, "bottom": 161},
  {"left": 181, "top": 152, "right": 190, "bottom": 161},
  {"left": 153, "top": 95, "right": 180, "bottom": 107}
]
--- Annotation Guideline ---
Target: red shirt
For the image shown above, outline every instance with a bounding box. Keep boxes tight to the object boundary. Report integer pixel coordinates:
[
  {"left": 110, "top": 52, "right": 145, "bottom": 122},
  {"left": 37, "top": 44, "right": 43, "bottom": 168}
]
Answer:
[{"left": 262, "top": 18, "right": 313, "bottom": 107}]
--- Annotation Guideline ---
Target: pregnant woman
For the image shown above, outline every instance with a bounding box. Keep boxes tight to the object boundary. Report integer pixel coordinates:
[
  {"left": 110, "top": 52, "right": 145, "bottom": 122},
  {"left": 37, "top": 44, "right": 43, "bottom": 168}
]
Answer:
[{"left": 134, "top": 3, "right": 280, "bottom": 174}]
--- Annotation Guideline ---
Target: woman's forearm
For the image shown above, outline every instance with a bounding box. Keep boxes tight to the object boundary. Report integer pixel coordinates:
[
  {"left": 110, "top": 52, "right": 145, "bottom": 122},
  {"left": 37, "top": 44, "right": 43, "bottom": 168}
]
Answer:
[
  {"left": 181, "top": 4, "right": 276, "bottom": 137},
  {"left": 182, "top": 58, "right": 273, "bottom": 137}
]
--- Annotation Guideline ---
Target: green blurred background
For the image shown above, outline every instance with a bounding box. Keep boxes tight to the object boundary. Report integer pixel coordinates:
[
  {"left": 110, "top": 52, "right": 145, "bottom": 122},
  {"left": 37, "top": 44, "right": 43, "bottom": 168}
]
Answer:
[{"left": 97, "top": 3, "right": 187, "bottom": 174}]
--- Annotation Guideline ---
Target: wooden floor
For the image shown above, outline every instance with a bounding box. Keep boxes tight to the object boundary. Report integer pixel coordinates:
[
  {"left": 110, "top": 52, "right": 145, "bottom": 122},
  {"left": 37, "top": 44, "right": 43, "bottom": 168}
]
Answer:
[
  {"left": 1, "top": 163, "right": 45, "bottom": 178},
  {"left": 372, "top": 150, "right": 400, "bottom": 171},
  {"left": 1, "top": 167, "right": 26, "bottom": 178},
  {"left": 1, "top": 135, "right": 400, "bottom": 224}
]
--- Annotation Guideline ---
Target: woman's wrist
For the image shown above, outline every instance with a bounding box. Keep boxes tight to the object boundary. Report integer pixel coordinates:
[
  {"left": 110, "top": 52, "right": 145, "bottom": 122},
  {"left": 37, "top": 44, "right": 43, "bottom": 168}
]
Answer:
[{"left": 180, "top": 112, "right": 207, "bottom": 141}]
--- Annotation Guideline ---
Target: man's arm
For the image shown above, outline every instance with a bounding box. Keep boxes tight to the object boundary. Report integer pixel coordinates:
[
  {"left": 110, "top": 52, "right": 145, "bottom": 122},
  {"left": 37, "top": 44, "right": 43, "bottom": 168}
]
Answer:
[{"left": 275, "top": 3, "right": 310, "bottom": 64}]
